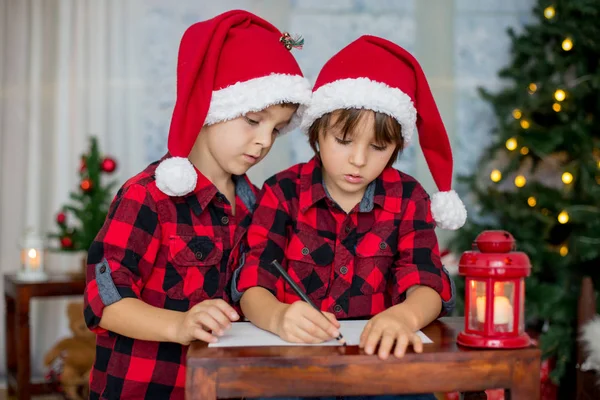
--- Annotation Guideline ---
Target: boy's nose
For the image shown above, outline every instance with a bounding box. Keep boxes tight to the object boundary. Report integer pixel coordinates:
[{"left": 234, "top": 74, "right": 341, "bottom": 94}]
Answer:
[
  {"left": 255, "top": 128, "right": 273, "bottom": 148},
  {"left": 349, "top": 148, "right": 367, "bottom": 167}
]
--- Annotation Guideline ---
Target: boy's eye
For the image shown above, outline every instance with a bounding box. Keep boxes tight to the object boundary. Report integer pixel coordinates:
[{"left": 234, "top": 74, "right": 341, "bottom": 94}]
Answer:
[
  {"left": 334, "top": 137, "right": 351, "bottom": 145},
  {"left": 244, "top": 116, "right": 259, "bottom": 125},
  {"left": 273, "top": 128, "right": 281, "bottom": 136},
  {"left": 371, "top": 144, "right": 388, "bottom": 151}
]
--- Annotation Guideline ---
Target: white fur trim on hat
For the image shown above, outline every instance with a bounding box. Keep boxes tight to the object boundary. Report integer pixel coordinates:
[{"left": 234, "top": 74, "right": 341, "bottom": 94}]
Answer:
[
  {"left": 155, "top": 157, "right": 197, "bottom": 197},
  {"left": 300, "top": 78, "right": 417, "bottom": 146},
  {"left": 431, "top": 190, "right": 467, "bottom": 230},
  {"left": 581, "top": 315, "right": 600, "bottom": 382},
  {"left": 205, "top": 73, "right": 312, "bottom": 134}
]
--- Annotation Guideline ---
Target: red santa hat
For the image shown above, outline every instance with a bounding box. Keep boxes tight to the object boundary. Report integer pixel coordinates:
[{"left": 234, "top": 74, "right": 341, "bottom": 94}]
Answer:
[
  {"left": 155, "top": 10, "right": 311, "bottom": 197},
  {"left": 300, "top": 35, "right": 466, "bottom": 230}
]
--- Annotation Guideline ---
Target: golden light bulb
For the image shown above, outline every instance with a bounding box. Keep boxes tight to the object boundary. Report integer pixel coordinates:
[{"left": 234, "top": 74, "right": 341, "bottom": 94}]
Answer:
[
  {"left": 28, "top": 249, "right": 37, "bottom": 259},
  {"left": 552, "top": 103, "right": 562, "bottom": 112},
  {"left": 490, "top": 169, "right": 502, "bottom": 183},
  {"left": 528, "top": 83, "right": 537, "bottom": 93},
  {"left": 558, "top": 210, "right": 569, "bottom": 224},
  {"left": 512, "top": 109, "right": 522, "bottom": 119},
  {"left": 544, "top": 6, "right": 555, "bottom": 19},
  {"left": 527, "top": 197, "right": 537, "bottom": 207},
  {"left": 554, "top": 89, "right": 566, "bottom": 102},
  {"left": 597, "top": 160, "right": 600, "bottom": 169},
  {"left": 562, "top": 172, "right": 573, "bottom": 184},
  {"left": 520, "top": 120, "right": 530, "bottom": 129},
  {"left": 560, "top": 245, "right": 568, "bottom": 256},
  {"left": 562, "top": 38, "right": 573, "bottom": 51},
  {"left": 520, "top": 146, "right": 530, "bottom": 155},
  {"left": 514, "top": 175, "right": 526, "bottom": 188},
  {"left": 506, "top": 138, "right": 518, "bottom": 151}
]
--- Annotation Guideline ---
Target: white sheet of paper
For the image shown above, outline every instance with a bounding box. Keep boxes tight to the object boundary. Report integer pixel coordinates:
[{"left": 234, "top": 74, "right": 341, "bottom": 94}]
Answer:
[{"left": 208, "top": 320, "right": 432, "bottom": 347}]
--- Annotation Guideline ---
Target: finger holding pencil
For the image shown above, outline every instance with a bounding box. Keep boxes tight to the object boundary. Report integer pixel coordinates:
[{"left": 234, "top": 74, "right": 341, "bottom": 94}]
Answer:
[{"left": 271, "top": 260, "right": 347, "bottom": 346}]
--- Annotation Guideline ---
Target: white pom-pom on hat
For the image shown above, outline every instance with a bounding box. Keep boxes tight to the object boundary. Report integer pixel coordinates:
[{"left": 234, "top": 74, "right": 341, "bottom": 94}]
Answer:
[
  {"left": 431, "top": 190, "right": 467, "bottom": 230},
  {"left": 155, "top": 157, "right": 197, "bottom": 197}
]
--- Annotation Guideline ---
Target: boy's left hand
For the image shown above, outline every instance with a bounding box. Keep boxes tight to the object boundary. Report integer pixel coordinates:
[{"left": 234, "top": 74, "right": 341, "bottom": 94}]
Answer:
[{"left": 359, "top": 309, "right": 423, "bottom": 360}]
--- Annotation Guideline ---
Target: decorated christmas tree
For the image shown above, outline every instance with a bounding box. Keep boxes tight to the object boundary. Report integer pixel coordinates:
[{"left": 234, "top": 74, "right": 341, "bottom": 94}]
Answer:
[
  {"left": 448, "top": 0, "right": 600, "bottom": 389},
  {"left": 49, "top": 137, "right": 118, "bottom": 252}
]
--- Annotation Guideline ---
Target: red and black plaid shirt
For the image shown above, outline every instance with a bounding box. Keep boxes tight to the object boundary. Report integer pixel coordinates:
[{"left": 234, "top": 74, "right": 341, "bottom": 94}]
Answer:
[
  {"left": 236, "top": 156, "right": 454, "bottom": 319},
  {"left": 84, "top": 155, "right": 257, "bottom": 400}
]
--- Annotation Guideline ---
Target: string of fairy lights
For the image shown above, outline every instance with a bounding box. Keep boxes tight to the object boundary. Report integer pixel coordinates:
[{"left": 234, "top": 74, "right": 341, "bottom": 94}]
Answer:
[{"left": 486, "top": 5, "right": 598, "bottom": 258}]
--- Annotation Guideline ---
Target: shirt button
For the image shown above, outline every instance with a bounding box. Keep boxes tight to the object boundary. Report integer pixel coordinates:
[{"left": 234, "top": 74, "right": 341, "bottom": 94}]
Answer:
[
  {"left": 340, "top": 266, "right": 348, "bottom": 275},
  {"left": 333, "top": 305, "right": 343, "bottom": 313},
  {"left": 379, "top": 242, "right": 388, "bottom": 250},
  {"left": 221, "top": 216, "right": 229, "bottom": 225},
  {"left": 195, "top": 251, "right": 203, "bottom": 260},
  {"left": 301, "top": 247, "right": 310, "bottom": 255},
  {"left": 99, "top": 265, "right": 106, "bottom": 274},
  {"left": 345, "top": 226, "right": 351, "bottom": 233},
  {"left": 216, "top": 195, "right": 223, "bottom": 203}
]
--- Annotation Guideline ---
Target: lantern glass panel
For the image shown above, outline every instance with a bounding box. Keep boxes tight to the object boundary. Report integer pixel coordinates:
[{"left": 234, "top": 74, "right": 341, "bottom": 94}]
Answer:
[
  {"left": 519, "top": 281, "right": 525, "bottom": 333},
  {"left": 492, "top": 281, "right": 514, "bottom": 333},
  {"left": 468, "top": 279, "right": 487, "bottom": 330}
]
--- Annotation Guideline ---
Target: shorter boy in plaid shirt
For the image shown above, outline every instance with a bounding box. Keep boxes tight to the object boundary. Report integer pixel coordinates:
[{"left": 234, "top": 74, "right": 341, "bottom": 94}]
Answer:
[
  {"left": 83, "top": 10, "right": 311, "bottom": 400},
  {"left": 235, "top": 36, "right": 467, "bottom": 400}
]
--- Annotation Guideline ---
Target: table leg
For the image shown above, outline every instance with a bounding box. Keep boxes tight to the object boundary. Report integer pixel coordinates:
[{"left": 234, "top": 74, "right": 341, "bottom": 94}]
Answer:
[
  {"left": 505, "top": 356, "right": 541, "bottom": 400},
  {"left": 15, "top": 293, "right": 31, "bottom": 400},
  {"left": 5, "top": 295, "right": 16, "bottom": 397},
  {"left": 186, "top": 367, "right": 216, "bottom": 400}
]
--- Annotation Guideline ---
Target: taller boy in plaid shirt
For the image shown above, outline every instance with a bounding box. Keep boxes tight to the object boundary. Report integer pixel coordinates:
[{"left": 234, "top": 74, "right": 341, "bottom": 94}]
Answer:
[
  {"left": 236, "top": 36, "right": 467, "bottom": 399},
  {"left": 83, "top": 10, "right": 311, "bottom": 400}
]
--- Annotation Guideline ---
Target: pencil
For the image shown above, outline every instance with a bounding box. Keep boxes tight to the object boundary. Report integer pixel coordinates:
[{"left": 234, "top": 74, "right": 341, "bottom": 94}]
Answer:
[{"left": 271, "top": 259, "right": 347, "bottom": 346}]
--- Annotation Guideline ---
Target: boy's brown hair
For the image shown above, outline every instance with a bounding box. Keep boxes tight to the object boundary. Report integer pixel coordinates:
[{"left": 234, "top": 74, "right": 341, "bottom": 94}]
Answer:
[{"left": 307, "top": 108, "right": 404, "bottom": 167}]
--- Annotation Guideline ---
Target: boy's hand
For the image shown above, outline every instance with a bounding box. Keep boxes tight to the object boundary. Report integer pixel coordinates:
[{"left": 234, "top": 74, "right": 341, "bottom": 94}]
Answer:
[
  {"left": 174, "top": 299, "right": 240, "bottom": 345},
  {"left": 359, "top": 309, "right": 423, "bottom": 360},
  {"left": 274, "top": 301, "right": 341, "bottom": 344}
]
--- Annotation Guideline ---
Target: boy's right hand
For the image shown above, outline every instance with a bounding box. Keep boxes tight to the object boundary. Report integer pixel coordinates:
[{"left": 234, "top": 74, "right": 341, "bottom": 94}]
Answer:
[
  {"left": 275, "top": 301, "right": 341, "bottom": 344},
  {"left": 174, "top": 299, "right": 240, "bottom": 345}
]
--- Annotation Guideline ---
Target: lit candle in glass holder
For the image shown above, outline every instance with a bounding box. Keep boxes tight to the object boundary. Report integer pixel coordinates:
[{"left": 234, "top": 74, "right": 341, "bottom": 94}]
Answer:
[{"left": 18, "top": 229, "right": 48, "bottom": 281}]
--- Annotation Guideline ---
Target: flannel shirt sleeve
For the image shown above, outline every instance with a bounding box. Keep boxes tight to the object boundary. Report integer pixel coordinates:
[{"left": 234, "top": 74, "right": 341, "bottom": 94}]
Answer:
[
  {"left": 391, "top": 192, "right": 455, "bottom": 315},
  {"left": 83, "top": 183, "right": 162, "bottom": 334},
  {"left": 236, "top": 183, "right": 291, "bottom": 301}
]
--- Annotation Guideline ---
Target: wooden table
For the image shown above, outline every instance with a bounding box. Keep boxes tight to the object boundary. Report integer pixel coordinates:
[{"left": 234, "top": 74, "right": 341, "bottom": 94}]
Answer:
[
  {"left": 4, "top": 273, "right": 86, "bottom": 400},
  {"left": 187, "top": 317, "right": 541, "bottom": 400}
]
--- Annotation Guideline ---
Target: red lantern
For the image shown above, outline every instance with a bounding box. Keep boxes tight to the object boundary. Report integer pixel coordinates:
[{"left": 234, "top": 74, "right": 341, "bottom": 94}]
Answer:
[{"left": 457, "top": 230, "right": 532, "bottom": 348}]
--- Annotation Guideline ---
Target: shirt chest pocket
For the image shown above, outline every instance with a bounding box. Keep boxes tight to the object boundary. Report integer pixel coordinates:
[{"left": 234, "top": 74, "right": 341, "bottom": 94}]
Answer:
[
  {"left": 164, "top": 235, "right": 225, "bottom": 302},
  {"left": 284, "top": 231, "right": 335, "bottom": 301},
  {"left": 354, "top": 238, "right": 395, "bottom": 295}
]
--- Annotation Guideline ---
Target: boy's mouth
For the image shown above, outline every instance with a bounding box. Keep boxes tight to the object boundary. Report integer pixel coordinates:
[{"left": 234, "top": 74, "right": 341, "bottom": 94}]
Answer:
[
  {"left": 243, "top": 154, "right": 259, "bottom": 164},
  {"left": 344, "top": 174, "right": 364, "bottom": 184}
]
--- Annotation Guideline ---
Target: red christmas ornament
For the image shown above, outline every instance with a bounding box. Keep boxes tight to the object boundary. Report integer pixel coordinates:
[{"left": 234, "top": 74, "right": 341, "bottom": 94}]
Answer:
[
  {"left": 60, "top": 236, "right": 74, "bottom": 249},
  {"left": 101, "top": 157, "right": 117, "bottom": 173},
  {"left": 56, "top": 212, "right": 66, "bottom": 225},
  {"left": 80, "top": 178, "right": 93, "bottom": 192}
]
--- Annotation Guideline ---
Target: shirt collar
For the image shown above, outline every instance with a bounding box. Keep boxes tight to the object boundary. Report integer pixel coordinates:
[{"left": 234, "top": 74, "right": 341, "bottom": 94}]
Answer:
[{"left": 299, "top": 156, "right": 402, "bottom": 214}]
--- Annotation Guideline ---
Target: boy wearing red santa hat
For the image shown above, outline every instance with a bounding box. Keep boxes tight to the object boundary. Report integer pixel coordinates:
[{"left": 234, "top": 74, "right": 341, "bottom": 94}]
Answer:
[
  {"left": 83, "top": 10, "right": 311, "bottom": 399},
  {"left": 237, "top": 35, "right": 466, "bottom": 400}
]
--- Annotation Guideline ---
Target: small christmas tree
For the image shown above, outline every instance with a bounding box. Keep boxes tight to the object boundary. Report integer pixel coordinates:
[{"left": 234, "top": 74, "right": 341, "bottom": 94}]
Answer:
[{"left": 49, "top": 137, "right": 118, "bottom": 252}]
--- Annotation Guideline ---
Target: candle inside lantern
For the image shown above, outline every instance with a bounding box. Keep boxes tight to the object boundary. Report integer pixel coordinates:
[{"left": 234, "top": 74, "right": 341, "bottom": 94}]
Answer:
[
  {"left": 476, "top": 295, "right": 513, "bottom": 324},
  {"left": 26, "top": 248, "right": 41, "bottom": 269}
]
